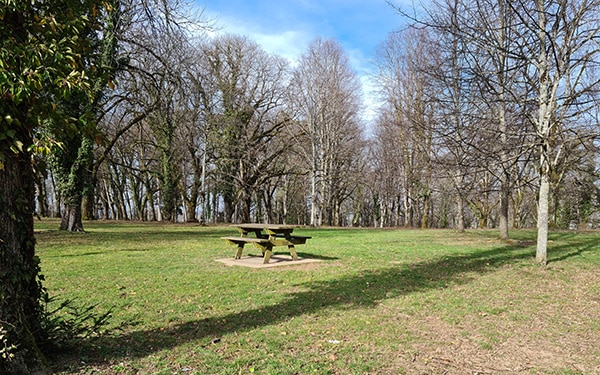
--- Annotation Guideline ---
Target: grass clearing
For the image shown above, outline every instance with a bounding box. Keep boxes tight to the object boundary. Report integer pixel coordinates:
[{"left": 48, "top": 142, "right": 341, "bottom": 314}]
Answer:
[{"left": 35, "top": 220, "right": 600, "bottom": 374}]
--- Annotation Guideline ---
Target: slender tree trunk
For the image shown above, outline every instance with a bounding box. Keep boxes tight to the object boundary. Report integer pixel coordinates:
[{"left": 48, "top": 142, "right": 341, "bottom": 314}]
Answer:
[
  {"left": 35, "top": 174, "right": 49, "bottom": 218},
  {"left": 499, "top": 174, "right": 510, "bottom": 239},
  {"left": 223, "top": 196, "right": 234, "bottom": 223},
  {"left": 496, "top": 0, "right": 510, "bottom": 240},
  {"left": 403, "top": 189, "right": 411, "bottom": 227},
  {"left": 497, "top": 109, "right": 510, "bottom": 239},
  {"left": 535, "top": 0, "right": 550, "bottom": 265},
  {"left": 310, "top": 171, "right": 318, "bottom": 226},
  {"left": 200, "top": 150, "right": 207, "bottom": 224},
  {"left": 0, "top": 147, "right": 50, "bottom": 375},
  {"left": 421, "top": 192, "right": 430, "bottom": 229},
  {"left": 536, "top": 173, "right": 550, "bottom": 264},
  {"left": 82, "top": 157, "right": 96, "bottom": 220},
  {"left": 456, "top": 193, "right": 465, "bottom": 232},
  {"left": 282, "top": 177, "right": 288, "bottom": 224},
  {"left": 147, "top": 187, "right": 157, "bottom": 221},
  {"left": 82, "top": 189, "right": 95, "bottom": 221},
  {"left": 159, "top": 154, "right": 177, "bottom": 222}
]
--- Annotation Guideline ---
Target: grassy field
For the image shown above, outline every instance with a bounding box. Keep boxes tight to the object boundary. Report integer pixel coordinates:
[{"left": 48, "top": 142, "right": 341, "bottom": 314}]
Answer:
[{"left": 35, "top": 219, "right": 600, "bottom": 374}]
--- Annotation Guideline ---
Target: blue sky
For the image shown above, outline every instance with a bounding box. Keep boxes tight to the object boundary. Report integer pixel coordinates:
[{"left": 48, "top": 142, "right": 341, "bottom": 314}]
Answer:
[{"left": 196, "top": 0, "right": 414, "bottom": 122}]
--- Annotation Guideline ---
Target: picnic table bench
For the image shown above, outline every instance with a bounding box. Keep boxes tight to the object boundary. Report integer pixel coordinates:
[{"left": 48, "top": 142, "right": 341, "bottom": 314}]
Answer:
[{"left": 221, "top": 224, "right": 311, "bottom": 264}]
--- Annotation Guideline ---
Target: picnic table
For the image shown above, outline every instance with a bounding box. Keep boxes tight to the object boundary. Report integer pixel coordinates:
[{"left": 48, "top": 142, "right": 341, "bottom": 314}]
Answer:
[{"left": 221, "top": 223, "right": 311, "bottom": 264}]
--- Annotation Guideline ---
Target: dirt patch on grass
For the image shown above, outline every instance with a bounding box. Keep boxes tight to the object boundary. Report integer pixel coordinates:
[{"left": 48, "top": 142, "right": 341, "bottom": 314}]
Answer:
[
  {"left": 384, "top": 316, "right": 589, "bottom": 374},
  {"left": 379, "top": 268, "right": 600, "bottom": 374}
]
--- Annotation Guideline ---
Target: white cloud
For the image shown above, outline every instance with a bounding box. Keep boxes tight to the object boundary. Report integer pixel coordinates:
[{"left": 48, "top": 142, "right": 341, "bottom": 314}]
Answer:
[
  {"left": 205, "top": 11, "right": 313, "bottom": 65},
  {"left": 253, "top": 31, "right": 312, "bottom": 65}
]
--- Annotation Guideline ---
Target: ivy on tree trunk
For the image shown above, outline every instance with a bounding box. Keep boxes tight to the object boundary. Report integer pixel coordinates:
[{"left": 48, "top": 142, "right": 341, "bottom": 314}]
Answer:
[{"left": 0, "top": 146, "right": 49, "bottom": 374}]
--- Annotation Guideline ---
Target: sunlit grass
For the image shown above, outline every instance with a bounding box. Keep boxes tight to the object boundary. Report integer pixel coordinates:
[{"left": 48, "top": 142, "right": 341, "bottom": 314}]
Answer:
[{"left": 35, "top": 219, "right": 600, "bottom": 374}]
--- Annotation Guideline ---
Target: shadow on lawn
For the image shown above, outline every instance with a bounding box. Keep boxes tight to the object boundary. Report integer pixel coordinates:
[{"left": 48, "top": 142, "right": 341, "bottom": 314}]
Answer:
[
  {"left": 546, "top": 231, "right": 599, "bottom": 263},
  {"left": 54, "top": 234, "right": 599, "bottom": 369}
]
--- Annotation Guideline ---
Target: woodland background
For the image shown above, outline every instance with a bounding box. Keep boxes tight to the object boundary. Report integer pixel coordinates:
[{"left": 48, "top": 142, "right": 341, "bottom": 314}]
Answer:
[{"left": 35, "top": 0, "right": 600, "bottom": 234}]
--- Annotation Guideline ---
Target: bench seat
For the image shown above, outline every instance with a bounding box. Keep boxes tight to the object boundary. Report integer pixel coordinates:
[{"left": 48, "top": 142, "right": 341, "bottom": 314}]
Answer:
[
  {"left": 271, "top": 234, "right": 311, "bottom": 245},
  {"left": 274, "top": 235, "right": 312, "bottom": 239},
  {"left": 221, "top": 236, "right": 271, "bottom": 244},
  {"left": 220, "top": 236, "right": 274, "bottom": 262}
]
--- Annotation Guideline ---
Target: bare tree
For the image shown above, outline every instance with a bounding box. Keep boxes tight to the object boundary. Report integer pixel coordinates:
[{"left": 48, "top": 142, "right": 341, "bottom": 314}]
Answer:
[
  {"left": 415, "top": 0, "right": 535, "bottom": 237},
  {"left": 513, "top": 0, "right": 600, "bottom": 263},
  {"left": 374, "top": 29, "right": 437, "bottom": 228},
  {"left": 390, "top": 0, "right": 600, "bottom": 254},
  {"left": 370, "top": 108, "right": 406, "bottom": 227},
  {"left": 200, "top": 34, "right": 292, "bottom": 223},
  {"left": 290, "top": 38, "right": 365, "bottom": 226}
]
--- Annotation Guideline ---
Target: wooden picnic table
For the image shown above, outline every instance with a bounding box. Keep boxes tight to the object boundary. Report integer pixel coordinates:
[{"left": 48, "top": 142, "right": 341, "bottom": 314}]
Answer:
[{"left": 221, "top": 223, "right": 311, "bottom": 264}]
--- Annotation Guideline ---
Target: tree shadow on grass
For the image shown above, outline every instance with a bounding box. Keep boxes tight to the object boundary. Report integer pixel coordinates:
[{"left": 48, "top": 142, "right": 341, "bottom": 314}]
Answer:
[
  {"left": 51, "top": 234, "right": 599, "bottom": 369},
  {"left": 547, "top": 232, "right": 600, "bottom": 263}
]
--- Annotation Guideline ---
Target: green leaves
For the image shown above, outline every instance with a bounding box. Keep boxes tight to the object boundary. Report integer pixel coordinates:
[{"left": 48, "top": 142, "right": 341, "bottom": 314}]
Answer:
[{"left": 0, "top": 0, "right": 108, "bottom": 161}]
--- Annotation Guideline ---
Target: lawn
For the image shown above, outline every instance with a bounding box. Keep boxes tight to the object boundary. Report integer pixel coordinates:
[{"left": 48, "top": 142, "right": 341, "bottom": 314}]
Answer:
[{"left": 35, "top": 220, "right": 600, "bottom": 374}]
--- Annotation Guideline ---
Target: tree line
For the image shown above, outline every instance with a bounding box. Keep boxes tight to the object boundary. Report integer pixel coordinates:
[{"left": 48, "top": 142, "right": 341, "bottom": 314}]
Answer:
[
  {"left": 33, "top": 1, "right": 600, "bottom": 251},
  {"left": 1, "top": 0, "right": 599, "bottom": 371},
  {"left": 35, "top": 2, "right": 368, "bottom": 229}
]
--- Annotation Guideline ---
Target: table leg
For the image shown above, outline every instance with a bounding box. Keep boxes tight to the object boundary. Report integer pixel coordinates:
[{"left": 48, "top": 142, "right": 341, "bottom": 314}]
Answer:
[
  {"left": 288, "top": 245, "right": 299, "bottom": 261},
  {"left": 235, "top": 243, "right": 244, "bottom": 259},
  {"left": 282, "top": 233, "right": 299, "bottom": 261},
  {"left": 253, "top": 242, "right": 274, "bottom": 264},
  {"left": 263, "top": 249, "right": 273, "bottom": 264}
]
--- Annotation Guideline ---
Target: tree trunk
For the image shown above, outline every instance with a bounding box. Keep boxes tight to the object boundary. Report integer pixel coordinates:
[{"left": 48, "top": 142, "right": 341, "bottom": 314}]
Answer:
[
  {"left": 0, "top": 148, "right": 50, "bottom": 375},
  {"left": 498, "top": 175, "right": 510, "bottom": 240},
  {"left": 456, "top": 194, "right": 465, "bottom": 232},
  {"left": 184, "top": 197, "right": 197, "bottom": 222},
  {"left": 60, "top": 201, "right": 85, "bottom": 232},
  {"left": 536, "top": 173, "right": 550, "bottom": 265},
  {"left": 223, "top": 197, "right": 234, "bottom": 223},
  {"left": 403, "top": 190, "right": 411, "bottom": 227},
  {"left": 310, "top": 171, "right": 318, "bottom": 226},
  {"left": 159, "top": 158, "right": 177, "bottom": 222},
  {"left": 52, "top": 135, "right": 92, "bottom": 231},
  {"left": 242, "top": 194, "right": 252, "bottom": 223},
  {"left": 82, "top": 178, "right": 96, "bottom": 221},
  {"left": 34, "top": 165, "right": 49, "bottom": 218},
  {"left": 535, "top": 0, "right": 550, "bottom": 265},
  {"left": 421, "top": 193, "right": 430, "bottom": 229},
  {"left": 496, "top": 0, "right": 510, "bottom": 241}
]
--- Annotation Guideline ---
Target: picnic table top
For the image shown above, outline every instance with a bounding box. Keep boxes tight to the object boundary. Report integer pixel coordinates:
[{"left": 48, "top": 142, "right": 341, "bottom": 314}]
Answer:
[{"left": 232, "top": 223, "right": 301, "bottom": 231}]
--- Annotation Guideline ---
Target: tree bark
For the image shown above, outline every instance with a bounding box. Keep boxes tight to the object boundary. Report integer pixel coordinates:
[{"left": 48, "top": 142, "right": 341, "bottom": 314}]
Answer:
[
  {"left": 536, "top": 173, "right": 550, "bottom": 264},
  {"left": 310, "top": 170, "right": 318, "bottom": 226},
  {"left": 499, "top": 174, "right": 510, "bottom": 240},
  {"left": 534, "top": 0, "right": 550, "bottom": 265},
  {"left": 52, "top": 135, "right": 92, "bottom": 231},
  {"left": 82, "top": 176, "right": 96, "bottom": 221},
  {"left": 455, "top": 193, "right": 465, "bottom": 232},
  {"left": 60, "top": 201, "right": 85, "bottom": 232},
  {"left": 0, "top": 148, "right": 50, "bottom": 374}
]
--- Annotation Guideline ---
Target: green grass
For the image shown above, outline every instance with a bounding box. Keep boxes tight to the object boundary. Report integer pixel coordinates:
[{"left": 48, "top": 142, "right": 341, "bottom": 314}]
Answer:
[{"left": 35, "top": 220, "right": 600, "bottom": 374}]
